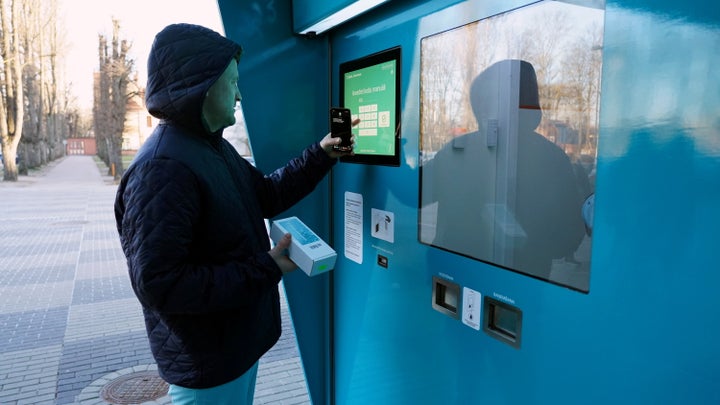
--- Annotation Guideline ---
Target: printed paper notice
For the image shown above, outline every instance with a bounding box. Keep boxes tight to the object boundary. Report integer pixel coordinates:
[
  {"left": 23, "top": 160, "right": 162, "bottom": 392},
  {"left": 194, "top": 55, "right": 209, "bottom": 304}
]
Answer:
[{"left": 344, "top": 192, "right": 363, "bottom": 264}]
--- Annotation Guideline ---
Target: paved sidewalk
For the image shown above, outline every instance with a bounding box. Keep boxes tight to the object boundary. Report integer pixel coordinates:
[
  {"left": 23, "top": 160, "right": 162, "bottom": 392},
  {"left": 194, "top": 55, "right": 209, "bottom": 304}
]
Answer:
[{"left": 0, "top": 156, "right": 310, "bottom": 404}]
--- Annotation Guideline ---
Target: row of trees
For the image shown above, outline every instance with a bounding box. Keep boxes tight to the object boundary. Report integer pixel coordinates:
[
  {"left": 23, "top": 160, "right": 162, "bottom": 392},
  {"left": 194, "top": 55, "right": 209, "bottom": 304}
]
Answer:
[
  {"left": 0, "top": 0, "right": 134, "bottom": 182},
  {"left": 0, "top": 0, "right": 68, "bottom": 180},
  {"left": 94, "top": 19, "right": 135, "bottom": 181}
]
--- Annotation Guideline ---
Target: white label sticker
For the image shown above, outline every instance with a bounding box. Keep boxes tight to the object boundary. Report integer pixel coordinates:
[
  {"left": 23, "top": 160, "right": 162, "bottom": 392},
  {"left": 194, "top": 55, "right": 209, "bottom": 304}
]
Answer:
[
  {"left": 370, "top": 208, "right": 394, "bottom": 243},
  {"left": 462, "top": 287, "right": 481, "bottom": 330}
]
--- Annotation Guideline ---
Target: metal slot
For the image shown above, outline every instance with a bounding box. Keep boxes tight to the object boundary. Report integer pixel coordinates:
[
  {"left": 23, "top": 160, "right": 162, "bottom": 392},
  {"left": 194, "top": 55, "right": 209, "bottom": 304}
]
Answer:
[
  {"left": 483, "top": 296, "right": 522, "bottom": 348},
  {"left": 432, "top": 276, "right": 460, "bottom": 319}
]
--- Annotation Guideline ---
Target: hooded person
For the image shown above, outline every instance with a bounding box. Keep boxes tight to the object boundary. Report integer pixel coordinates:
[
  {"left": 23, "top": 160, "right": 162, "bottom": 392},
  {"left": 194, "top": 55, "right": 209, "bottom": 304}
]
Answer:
[{"left": 114, "top": 23, "right": 353, "bottom": 404}]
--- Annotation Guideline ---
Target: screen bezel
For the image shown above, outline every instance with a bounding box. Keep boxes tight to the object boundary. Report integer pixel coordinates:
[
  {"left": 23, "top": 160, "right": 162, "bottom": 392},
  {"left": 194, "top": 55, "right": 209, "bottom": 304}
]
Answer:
[{"left": 338, "top": 46, "right": 401, "bottom": 166}]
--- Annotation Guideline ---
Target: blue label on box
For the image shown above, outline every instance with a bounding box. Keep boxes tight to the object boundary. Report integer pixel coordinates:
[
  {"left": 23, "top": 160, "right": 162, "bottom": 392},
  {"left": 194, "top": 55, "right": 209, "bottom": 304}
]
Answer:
[{"left": 279, "top": 217, "right": 319, "bottom": 245}]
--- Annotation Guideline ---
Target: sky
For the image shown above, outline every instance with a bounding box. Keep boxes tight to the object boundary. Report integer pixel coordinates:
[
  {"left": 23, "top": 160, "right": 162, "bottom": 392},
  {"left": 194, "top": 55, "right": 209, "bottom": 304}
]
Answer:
[{"left": 60, "top": 0, "right": 225, "bottom": 110}]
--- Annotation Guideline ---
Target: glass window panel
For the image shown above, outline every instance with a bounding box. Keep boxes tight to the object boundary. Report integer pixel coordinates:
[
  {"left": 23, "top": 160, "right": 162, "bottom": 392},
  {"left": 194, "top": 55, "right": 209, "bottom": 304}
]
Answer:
[{"left": 419, "top": 1, "right": 604, "bottom": 292}]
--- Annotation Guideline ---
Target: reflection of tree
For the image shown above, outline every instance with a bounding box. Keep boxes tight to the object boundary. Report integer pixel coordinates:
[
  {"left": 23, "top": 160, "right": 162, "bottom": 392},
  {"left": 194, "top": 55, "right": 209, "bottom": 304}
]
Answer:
[
  {"left": 420, "top": 22, "right": 499, "bottom": 154},
  {"left": 561, "top": 23, "right": 603, "bottom": 158},
  {"left": 420, "top": 35, "right": 466, "bottom": 153},
  {"left": 420, "top": 3, "right": 604, "bottom": 164},
  {"left": 513, "top": 10, "right": 571, "bottom": 116}
]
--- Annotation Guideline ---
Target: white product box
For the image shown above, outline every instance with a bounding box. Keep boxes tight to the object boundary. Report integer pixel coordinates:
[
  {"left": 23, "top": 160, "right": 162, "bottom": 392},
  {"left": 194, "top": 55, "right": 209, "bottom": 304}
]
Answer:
[{"left": 270, "top": 216, "right": 337, "bottom": 276}]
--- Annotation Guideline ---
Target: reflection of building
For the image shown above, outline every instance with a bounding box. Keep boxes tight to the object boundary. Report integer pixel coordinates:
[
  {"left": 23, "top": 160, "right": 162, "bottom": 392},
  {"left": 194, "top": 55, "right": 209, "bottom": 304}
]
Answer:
[
  {"left": 122, "top": 91, "right": 158, "bottom": 153},
  {"left": 538, "top": 119, "right": 580, "bottom": 155}
]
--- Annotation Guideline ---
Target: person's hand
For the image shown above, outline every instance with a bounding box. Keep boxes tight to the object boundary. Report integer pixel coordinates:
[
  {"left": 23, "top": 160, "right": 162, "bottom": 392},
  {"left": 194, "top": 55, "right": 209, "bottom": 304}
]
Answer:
[
  {"left": 268, "top": 233, "right": 297, "bottom": 275},
  {"left": 320, "top": 118, "right": 361, "bottom": 158}
]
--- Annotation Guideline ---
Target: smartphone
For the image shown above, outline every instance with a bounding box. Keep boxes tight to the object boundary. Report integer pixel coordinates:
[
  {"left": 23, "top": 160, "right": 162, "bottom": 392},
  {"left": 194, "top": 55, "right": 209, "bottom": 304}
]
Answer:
[{"left": 330, "top": 107, "right": 352, "bottom": 152}]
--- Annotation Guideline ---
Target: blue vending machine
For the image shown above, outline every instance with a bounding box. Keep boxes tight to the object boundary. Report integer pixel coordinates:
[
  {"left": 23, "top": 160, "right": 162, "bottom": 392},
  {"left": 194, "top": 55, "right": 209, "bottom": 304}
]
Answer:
[{"left": 218, "top": 0, "right": 720, "bottom": 403}]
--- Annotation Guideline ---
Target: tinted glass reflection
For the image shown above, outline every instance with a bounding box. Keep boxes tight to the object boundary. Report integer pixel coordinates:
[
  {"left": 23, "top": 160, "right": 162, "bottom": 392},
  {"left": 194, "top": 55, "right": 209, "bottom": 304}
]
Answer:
[{"left": 419, "top": 1, "right": 604, "bottom": 292}]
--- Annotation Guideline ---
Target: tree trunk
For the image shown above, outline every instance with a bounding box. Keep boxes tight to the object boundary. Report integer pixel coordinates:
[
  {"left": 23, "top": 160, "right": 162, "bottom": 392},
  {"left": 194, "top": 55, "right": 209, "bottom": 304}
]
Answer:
[{"left": 0, "top": 0, "right": 25, "bottom": 181}]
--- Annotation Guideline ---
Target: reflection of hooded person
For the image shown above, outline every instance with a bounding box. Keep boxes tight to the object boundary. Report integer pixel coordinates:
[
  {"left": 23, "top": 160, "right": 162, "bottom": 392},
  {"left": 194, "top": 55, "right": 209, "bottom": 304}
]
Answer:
[{"left": 420, "top": 60, "right": 585, "bottom": 279}]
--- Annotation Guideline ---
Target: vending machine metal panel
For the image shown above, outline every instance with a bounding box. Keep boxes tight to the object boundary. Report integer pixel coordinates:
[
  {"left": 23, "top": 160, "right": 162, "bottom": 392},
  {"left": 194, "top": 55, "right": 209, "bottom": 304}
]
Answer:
[{"left": 217, "top": 0, "right": 720, "bottom": 403}]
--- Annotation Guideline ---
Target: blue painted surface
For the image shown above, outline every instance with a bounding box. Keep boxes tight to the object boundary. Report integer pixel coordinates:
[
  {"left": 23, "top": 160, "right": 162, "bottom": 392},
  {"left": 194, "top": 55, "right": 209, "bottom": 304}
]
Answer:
[
  {"left": 218, "top": 0, "right": 720, "bottom": 403},
  {"left": 293, "top": 0, "right": 356, "bottom": 32}
]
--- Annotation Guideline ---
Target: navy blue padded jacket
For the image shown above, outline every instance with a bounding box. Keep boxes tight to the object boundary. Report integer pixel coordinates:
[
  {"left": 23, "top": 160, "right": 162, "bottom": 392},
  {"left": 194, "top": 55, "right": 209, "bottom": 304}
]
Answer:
[{"left": 114, "top": 24, "right": 336, "bottom": 388}]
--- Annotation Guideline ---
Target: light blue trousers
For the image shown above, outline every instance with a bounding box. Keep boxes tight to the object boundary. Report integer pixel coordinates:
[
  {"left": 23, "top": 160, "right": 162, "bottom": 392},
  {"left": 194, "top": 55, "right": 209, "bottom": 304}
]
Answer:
[{"left": 167, "top": 362, "right": 259, "bottom": 405}]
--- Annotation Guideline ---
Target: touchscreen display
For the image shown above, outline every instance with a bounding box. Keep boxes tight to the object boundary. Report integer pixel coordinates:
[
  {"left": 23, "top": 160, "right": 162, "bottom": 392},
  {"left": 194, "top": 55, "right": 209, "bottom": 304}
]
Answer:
[{"left": 339, "top": 47, "right": 401, "bottom": 166}]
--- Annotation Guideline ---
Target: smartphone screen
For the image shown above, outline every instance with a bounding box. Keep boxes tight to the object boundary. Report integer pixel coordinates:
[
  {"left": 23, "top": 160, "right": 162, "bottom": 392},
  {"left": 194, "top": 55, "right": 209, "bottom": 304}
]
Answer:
[{"left": 330, "top": 107, "right": 352, "bottom": 151}]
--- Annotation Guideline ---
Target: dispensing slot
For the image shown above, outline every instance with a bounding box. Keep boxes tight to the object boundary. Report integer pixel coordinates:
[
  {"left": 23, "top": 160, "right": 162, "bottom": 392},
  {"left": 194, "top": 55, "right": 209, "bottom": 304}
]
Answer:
[
  {"left": 432, "top": 276, "right": 460, "bottom": 319},
  {"left": 483, "top": 296, "right": 522, "bottom": 348}
]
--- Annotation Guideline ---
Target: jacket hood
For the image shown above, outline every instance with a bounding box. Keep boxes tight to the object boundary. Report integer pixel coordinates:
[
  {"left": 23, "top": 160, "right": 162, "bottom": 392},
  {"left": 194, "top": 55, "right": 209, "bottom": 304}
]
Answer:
[{"left": 145, "top": 23, "right": 242, "bottom": 136}]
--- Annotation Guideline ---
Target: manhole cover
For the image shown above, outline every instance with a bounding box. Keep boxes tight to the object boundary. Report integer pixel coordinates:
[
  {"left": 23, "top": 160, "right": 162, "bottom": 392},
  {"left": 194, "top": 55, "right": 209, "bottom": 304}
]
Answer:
[{"left": 100, "top": 370, "right": 168, "bottom": 404}]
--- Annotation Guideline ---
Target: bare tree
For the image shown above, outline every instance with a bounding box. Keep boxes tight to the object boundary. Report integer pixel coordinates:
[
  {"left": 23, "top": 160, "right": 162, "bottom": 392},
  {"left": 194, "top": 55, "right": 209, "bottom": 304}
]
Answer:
[
  {"left": 93, "top": 18, "right": 135, "bottom": 181},
  {"left": 0, "top": 0, "right": 24, "bottom": 180},
  {"left": 34, "top": 0, "right": 66, "bottom": 164},
  {"left": 20, "top": 0, "right": 48, "bottom": 172},
  {"left": 0, "top": 0, "right": 69, "bottom": 181}
]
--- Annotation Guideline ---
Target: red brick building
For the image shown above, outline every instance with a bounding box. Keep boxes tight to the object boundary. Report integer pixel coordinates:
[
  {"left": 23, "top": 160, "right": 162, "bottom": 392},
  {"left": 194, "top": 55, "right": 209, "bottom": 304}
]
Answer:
[{"left": 65, "top": 138, "right": 97, "bottom": 155}]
